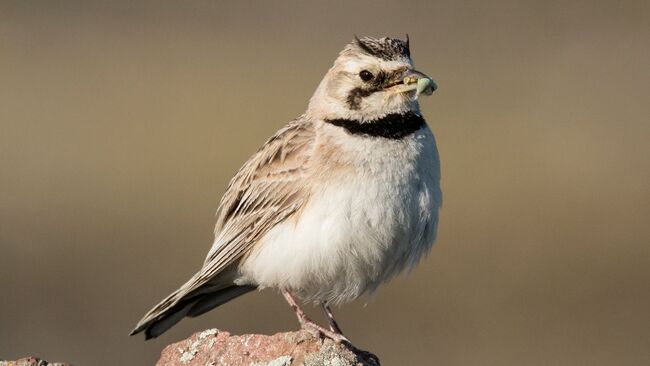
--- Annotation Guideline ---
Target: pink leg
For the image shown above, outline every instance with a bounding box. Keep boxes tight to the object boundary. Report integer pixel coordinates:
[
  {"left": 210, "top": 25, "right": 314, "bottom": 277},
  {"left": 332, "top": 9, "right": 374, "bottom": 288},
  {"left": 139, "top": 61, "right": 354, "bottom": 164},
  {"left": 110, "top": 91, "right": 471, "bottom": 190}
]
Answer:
[
  {"left": 322, "top": 303, "right": 345, "bottom": 335},
  {"left": 281, "top": 289, "right": 350, "bottom": 343}
]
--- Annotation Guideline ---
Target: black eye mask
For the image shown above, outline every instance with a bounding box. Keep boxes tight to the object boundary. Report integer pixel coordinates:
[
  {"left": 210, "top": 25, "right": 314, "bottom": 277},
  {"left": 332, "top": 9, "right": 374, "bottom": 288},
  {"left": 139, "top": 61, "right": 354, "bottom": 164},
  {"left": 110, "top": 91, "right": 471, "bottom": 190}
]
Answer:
[{"left": 345, "top": 69, "right": 404, "bottom": 110}]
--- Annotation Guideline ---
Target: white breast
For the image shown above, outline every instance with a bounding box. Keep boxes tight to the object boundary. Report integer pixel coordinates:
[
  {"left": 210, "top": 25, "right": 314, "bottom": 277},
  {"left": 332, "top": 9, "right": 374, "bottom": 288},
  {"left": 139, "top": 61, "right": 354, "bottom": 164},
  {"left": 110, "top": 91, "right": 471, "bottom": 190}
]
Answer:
[{"left": 238, "top": 125, "right": 441, "bottom": 304}]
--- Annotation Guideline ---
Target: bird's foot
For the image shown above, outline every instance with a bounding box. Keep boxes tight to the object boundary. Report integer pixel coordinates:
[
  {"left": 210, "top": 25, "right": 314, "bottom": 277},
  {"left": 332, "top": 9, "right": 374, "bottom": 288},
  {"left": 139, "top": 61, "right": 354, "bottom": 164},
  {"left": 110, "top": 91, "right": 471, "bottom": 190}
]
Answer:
[
  {"left": 299, "top": 318, "right": 351, "bottom": 344},
  {"left": 281, "top": 289, "right": 352, "bottom": 345},
  {"left": 300, "top": 321, "right": 379, "bottom": 364}
]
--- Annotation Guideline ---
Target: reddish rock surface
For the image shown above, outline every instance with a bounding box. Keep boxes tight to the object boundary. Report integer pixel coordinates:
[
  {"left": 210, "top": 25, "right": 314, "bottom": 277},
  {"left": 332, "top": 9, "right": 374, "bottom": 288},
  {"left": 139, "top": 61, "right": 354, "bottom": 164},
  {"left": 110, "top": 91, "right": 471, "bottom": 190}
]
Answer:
[
  {"left": 156, "top": 329, "right": 380, "bottom": 366},
  {"left": 1, "top": 330, "right": 379, "bottom": 366}
]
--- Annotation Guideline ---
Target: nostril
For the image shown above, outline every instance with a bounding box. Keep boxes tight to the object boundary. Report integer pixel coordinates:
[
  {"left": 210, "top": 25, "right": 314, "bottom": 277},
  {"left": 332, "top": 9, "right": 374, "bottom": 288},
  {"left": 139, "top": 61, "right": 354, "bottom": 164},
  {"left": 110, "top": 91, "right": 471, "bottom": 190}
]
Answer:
[{"left": 403, "top": 76, "right": 418, "bottom": 85}]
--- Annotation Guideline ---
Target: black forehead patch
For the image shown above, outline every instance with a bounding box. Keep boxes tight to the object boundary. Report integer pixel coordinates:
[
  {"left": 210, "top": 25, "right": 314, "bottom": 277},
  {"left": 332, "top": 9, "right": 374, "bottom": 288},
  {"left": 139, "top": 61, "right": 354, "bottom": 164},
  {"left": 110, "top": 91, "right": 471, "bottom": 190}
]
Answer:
[{"left": 355, "top": 36, "right": 410, "bottom": 61}]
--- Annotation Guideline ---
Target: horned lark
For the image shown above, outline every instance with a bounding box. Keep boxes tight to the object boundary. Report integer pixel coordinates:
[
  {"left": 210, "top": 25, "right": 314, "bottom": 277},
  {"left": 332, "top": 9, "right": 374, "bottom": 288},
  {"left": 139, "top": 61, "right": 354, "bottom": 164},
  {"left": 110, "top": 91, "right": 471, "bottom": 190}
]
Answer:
[{"left": 131, "top": 36, "right": 441, "bottom": 343}]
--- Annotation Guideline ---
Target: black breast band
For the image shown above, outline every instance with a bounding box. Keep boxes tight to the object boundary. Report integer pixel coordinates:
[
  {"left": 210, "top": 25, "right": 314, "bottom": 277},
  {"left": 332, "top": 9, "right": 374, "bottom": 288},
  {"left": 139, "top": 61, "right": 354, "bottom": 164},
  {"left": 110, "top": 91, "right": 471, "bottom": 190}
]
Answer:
[{"left": 324, "top": 112, "right": 426, "bottom": 139}]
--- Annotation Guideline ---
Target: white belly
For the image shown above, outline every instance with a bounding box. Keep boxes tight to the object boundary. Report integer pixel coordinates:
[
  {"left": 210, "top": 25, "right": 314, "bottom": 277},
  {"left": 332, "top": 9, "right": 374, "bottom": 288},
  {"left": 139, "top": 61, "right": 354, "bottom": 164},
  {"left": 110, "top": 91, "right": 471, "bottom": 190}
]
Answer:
[{"left": 238, "top": 127, "right": 441, "bottom": 304}]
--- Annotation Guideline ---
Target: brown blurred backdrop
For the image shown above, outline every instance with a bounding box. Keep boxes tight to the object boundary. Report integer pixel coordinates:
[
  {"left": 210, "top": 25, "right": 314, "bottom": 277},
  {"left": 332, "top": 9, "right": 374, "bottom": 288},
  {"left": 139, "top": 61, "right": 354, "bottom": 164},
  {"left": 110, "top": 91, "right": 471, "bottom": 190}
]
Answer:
[{"left": 1, "top": 1, "right": 649, "bottom": 365}]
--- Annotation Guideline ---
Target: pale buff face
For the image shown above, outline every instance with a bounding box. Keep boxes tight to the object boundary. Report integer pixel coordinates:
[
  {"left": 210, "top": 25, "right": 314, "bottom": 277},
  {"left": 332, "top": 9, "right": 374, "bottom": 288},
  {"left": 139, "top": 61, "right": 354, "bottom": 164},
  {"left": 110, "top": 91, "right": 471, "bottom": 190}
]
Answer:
[{"left": 307, "top": 38, "right": 430, "bottom": 122}]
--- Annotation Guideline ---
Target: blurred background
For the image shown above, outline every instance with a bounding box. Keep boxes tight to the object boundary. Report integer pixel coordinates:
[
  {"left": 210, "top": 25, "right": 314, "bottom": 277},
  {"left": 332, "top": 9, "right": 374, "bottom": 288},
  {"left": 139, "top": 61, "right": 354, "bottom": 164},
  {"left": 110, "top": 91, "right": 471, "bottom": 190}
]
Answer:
[{"left": 1, "top": 1, "right": 649, "bottom": 365}]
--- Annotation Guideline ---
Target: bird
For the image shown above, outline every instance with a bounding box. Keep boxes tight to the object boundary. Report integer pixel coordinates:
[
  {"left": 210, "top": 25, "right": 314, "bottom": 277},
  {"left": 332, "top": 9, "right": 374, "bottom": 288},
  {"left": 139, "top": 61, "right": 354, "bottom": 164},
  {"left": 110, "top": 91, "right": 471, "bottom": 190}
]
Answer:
[{"left": 130, "top": 36, "right": 441, "bottom": 343}]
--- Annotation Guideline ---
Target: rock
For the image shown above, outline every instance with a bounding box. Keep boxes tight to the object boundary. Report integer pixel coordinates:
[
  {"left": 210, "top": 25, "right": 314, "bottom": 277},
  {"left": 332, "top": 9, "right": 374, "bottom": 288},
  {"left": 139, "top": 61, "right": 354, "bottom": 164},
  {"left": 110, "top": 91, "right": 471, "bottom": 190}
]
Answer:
[
  {"left": 156, "top": 329, "right": 380, "bottom": 366},
  {"left": 0, "top": 357, "right": 71, "bottom": 366}
]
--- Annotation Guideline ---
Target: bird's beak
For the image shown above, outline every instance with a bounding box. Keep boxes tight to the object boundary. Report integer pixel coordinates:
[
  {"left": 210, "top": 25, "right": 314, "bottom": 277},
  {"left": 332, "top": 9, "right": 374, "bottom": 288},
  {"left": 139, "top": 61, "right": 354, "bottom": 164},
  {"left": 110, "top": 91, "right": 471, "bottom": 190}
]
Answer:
[
  {"left": 384, "top": 69, "right": 437, "bottom": 97},
  {"left": 402, "top": 69, "right": 437, "bottom": 96}
]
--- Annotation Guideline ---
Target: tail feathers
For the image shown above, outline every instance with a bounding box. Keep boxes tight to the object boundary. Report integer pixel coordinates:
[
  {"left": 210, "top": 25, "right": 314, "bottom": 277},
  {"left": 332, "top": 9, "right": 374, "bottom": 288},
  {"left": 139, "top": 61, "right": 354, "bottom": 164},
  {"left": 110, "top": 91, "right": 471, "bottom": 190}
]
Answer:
[
  {"left": 130, "top": 287, "right": 186, "bottom": 337},
  {"left": 145, "top": 300, "right": 194, "bottom": 339},
  {"left": 187, "top": 285, "right": 256, "bottom": 318},
  {"left": 130, "top": 284, "right": 256, "bottom": 339}
]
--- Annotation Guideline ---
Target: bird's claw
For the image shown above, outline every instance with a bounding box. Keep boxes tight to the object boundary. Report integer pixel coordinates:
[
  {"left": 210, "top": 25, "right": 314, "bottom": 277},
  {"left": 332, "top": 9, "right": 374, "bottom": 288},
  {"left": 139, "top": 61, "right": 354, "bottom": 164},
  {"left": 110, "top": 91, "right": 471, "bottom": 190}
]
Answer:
[{"left": 301, "top": 321, "right": 350, "bottom": 344}]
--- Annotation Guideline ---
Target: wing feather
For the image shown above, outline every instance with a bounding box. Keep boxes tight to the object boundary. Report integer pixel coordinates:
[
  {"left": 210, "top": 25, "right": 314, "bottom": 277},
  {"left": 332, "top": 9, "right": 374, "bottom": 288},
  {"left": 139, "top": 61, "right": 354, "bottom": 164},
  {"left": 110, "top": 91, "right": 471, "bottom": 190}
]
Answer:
[
  {"left": 131, "top": 118, "right": 315, "bottom": 335},
  {"left": 202, "top": 117, "right": 315, "bottom": 284}
]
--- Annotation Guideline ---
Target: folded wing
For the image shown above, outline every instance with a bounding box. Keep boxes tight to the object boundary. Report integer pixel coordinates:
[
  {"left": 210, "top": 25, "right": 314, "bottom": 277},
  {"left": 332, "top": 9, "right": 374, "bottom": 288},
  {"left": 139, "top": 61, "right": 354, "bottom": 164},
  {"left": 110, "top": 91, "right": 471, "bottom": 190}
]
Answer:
[{"left": 131, "top": 118, "right": 316, "bottom": 338}]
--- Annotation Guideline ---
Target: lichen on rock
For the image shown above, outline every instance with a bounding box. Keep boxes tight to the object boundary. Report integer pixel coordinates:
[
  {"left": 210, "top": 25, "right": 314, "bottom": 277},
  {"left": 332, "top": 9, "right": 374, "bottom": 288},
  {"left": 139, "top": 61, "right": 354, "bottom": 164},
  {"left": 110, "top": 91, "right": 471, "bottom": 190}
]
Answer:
[
  {"left": 155, "top": 329, "right": 380, "bottom": 366},
  {"left": 0, "top": 357, "right": 71, "bottom": 366}
]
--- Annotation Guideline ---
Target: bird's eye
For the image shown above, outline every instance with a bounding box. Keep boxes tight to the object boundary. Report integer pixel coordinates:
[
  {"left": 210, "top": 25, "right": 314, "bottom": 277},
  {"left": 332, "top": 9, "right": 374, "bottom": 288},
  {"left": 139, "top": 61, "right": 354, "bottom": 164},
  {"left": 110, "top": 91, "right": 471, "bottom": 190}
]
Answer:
[{"left": 359, "top": 70, "right": 374, "bottom": 82}]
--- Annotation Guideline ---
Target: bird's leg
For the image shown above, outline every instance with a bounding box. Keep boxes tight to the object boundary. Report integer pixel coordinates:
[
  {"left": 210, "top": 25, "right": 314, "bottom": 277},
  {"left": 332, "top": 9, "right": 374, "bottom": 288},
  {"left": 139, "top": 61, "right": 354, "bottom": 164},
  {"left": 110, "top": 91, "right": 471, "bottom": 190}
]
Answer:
[
  {"left": 321, "top": 302, "right": 344, "bottom": 335},
  {"left": 322, "top": 302, "right": 380, "bottom": 364},
  {"left": 281, "top": 289, "right": 350, "bottom": 344},
  {"left": 281, "top": 289, "right": 312, "bottom": 325}
]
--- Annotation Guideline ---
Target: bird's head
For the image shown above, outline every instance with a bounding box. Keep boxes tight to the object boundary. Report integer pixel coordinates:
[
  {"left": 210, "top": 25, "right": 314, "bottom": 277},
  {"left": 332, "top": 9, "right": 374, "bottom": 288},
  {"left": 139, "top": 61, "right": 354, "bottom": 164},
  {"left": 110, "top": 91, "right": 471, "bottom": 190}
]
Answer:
[{"left": 307, "top": 36, "right": 436, "bottom": 122}]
